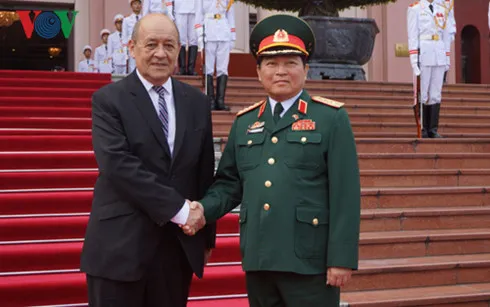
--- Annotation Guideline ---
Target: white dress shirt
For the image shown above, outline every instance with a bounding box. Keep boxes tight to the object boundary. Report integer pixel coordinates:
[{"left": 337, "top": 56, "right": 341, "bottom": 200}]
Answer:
[
  {"left": 135, "top": 69, "right": 189, "bottom": 225},
  {"left": 268, "top": 90, "right": 303, "bottom": 118}
]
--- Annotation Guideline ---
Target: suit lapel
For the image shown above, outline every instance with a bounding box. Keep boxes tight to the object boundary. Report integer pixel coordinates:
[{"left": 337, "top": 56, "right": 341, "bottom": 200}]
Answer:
[
  {"left": 127, "top": 72, "right": 171, "bottom": 158},
  {"left": 171, "top": 78, "right": 188, "bottom": 163}
]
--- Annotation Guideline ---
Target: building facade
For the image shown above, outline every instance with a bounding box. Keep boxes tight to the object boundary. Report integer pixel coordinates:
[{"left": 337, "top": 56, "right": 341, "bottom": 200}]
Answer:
[{"left": 1, "top": 0, "right": 489, "bottom": 84}]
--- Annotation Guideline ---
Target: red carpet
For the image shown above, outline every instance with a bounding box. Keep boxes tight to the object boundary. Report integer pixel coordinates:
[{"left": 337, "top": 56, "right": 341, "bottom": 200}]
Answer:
[{"left": 0, "top": 70, "right": 248, "bottom": 306}]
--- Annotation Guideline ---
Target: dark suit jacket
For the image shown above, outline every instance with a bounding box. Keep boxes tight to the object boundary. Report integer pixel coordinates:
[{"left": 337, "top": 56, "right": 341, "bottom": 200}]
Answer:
[{"left": 80, "top": 71, "right": 216, "bottom": 281}]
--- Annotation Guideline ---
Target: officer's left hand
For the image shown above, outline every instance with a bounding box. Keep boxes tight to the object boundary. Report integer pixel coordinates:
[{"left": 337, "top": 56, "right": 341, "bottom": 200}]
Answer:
[
  {"left": 445, "top": 55, "right": 450, "bottom": 71},
  {"left": 229, "top": 40, "right": 235, "bottom": 52},
  {"left": 326, "top": 267, "right": 352, "bottom": 287}
]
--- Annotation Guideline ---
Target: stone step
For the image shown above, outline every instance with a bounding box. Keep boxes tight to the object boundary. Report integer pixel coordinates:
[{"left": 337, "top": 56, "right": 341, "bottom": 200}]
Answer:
[
  {"left": 360, "top": 228, "right": 490, "bottom": 260},
  {"left": 347, "top": 253, "right": 490, "bottom": 292},
  {"left": 362, "top": 186, "right": 490, "bottom": 209},
  {"left": 343, "top": 282, "right": 490, "bottom": 307},
  {"left": 358, "top": 153, "right": 490, "bottom": 170},
  {"left": 361, "top": 206, "right": 490, "bottom": 232},
  {"left": 360, "top": 169, "right": 490, "bottom": 188}
]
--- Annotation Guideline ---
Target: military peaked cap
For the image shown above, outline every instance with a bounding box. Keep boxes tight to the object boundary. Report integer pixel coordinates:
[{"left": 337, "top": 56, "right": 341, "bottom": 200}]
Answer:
[{"left": 249, "top": 14, "right": 316, "bottom": 59}]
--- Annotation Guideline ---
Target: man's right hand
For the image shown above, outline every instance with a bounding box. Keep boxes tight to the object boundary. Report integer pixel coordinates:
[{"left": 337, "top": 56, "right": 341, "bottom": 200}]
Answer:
[
  {"left": 196, "top": 27, "right": 204, "bottom": 51},
  {"left": 181, "top": 201, "right": 205, "bottom": 236}
]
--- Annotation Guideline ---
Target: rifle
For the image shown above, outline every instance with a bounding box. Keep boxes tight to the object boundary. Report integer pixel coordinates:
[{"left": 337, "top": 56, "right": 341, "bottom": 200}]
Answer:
[{"left": 412, "top": 65, "right": 422, "bottom": 138}]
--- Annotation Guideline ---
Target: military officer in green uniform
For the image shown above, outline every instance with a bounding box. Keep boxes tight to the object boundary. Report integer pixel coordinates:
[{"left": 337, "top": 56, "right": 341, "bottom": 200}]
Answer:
[{"left": 183, "top": 14, "right": 361, "bottom": 306}]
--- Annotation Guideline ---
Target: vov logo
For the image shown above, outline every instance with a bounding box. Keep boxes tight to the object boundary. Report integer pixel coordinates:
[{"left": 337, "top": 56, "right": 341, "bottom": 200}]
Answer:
[{"left": 16, "top": 10, "right": 78, "bottom": 39}]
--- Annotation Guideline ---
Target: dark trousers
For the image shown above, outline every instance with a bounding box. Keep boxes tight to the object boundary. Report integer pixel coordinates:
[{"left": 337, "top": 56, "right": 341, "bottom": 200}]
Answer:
[
  {"left": 87, "top": 234, "right": 193, "bottom": 307},
  {"left": 246, "top": 271, "right": 340, "bottom": 307}
]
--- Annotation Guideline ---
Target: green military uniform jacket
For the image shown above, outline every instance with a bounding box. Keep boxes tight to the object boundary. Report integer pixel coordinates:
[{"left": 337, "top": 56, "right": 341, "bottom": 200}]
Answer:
[{"left": 201, "top": 90, "right": 361, "bottom": 275}]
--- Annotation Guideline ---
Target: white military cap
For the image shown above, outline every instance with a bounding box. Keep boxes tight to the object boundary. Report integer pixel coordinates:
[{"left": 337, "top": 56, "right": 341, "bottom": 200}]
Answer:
[
  {"left": 83, "top": 45, "right": 92, "bottom": 52},
  {"left": 100, "top": 29, "right": 111, "bottom": 37},
  {"left": 114, "top": 14, "right": 124, "bottom": 22}
]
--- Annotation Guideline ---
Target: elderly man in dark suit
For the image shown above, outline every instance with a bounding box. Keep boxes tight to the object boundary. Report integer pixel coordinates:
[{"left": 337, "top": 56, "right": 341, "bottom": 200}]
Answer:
[{"left": 80, "top": 13, "right": 214, "bottom": 307}]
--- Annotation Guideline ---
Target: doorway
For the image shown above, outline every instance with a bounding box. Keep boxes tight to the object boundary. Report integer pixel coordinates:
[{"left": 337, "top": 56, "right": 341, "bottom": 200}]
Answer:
[{"left": 460, "top": 25, "right": 481, "bottom": 83}]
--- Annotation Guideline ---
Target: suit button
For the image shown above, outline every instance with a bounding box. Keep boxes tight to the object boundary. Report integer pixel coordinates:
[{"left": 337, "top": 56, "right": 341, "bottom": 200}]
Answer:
[
  {"left": 265, "top": 180, "right": 272, "bottom": 188},
  {"left": 268, "top": 158, "right": 275, "bottom": 165},
  {"left": 263, "top": 203, "right": 270, "bottom": 211},
  {"left": 247, "top": 140, "right": 253, "bottom": 145},
  {"left": 271, "top": 136, "right": 278, "bottom": 144},
  {"left": 312, "top": 218, "right": 319, "bottom": 226},
  {"left": 301, "top": 137, "right": 307, "bottom": 143}
]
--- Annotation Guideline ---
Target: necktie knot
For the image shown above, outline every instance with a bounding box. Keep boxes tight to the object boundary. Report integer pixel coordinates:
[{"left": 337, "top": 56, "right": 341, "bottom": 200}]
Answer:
[{"left": 153, "top": 85, "right": 166, "bottom": 96}]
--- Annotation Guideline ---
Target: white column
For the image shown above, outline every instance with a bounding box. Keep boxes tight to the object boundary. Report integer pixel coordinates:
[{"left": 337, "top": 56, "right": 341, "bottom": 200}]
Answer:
[
  {"left": 74, "top": 0, "right": 90, "bottom": 66},
  {"left": 233, "top": 1, "right": 250, "bottom": 53}
]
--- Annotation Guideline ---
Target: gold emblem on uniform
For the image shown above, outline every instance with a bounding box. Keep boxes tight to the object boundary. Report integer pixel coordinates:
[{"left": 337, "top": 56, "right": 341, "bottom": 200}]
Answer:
[
  {"left": 273, "top": 29, "right": 289, "bottom": 43},
  {"left": 292, "top": 114, "right": 299, "bottom": 120},
  {"left": 292, "top": 119, "right": 316, "bottom": 131},
  {"left": 247, "top": 121, "right": 265, "bottom": 134}
]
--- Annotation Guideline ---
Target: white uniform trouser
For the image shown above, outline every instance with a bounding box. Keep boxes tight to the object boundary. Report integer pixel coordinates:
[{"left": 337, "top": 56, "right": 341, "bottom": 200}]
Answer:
[
  {"left": 205, "top": 41, "right": 230, "bottom": 76},
  {"left": 128, "top": 57, "right": 136, "bottom": 74},
  {"left": 420, "top": 65, "right": 445, "bottom": 105},
  {"left": 114, "top": 65, "right": 126, "bottom": 74},
  {"left": 176, "top": 13, "right": 197, "bottom": 46}
]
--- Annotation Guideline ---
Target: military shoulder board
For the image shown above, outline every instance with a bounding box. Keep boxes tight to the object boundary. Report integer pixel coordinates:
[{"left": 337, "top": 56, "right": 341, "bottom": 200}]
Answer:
[
  {"left": 409, "top": 1, "right": 420, "bottom": 7},
  {"left": 311, "top": 96, "right": 344, "bottom": 109},
  {"left": 236, "top": 100, "right": 266, "bottom": 117}
]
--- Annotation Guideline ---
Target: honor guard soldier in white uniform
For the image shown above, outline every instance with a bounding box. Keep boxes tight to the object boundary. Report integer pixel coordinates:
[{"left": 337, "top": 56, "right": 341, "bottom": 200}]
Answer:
[
  {"left": 407, "top": 0, "right": 451, "bottom": 138},
  {"left": 108, "top": 14, "right": 126, "bottom": 75},
  {"left": 94, "top": 29, "right": 113, "bottom": 73},
  {"left": 78, "top": 45, "right": 96, "bottom": 73},
  {"left": 175, "top": 0, "right": 199, "bottom": 75},
  {"left": 437, "top": 0, "right": 455, "bottom": 82},
  {"left": 195, "top": 0, "right": 236, "bottom": 110},
  {"left": 142, "top": 0, "right": 174, "bottom": 20},
  {"left": 122, "top": 0, "right": 143, "bottom": 74}
]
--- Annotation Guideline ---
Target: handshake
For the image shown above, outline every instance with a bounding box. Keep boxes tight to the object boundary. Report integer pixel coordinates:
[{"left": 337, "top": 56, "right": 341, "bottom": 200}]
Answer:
[{"left": 180, "top": 200, "right": 206, "bottom": 236}]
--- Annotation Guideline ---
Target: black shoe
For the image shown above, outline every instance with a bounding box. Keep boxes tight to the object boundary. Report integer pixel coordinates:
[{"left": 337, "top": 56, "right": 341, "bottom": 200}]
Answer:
[
  {"left": 216, "top": 75, "right": 230, "bottom": 111},
  {"left": 206, "top": 74, "right": 217, "bottom": 110},
  {"left": 178, "top": 47, "right": 186, "bottom": 75},
  {"left": 428, "top": 104, "right": 443, "bottom": 138},
  {"left": 187, "top": 46, "right": 198, "bottom": 76},
  {"left": 422, "top": 104, "right": 430, "bottom": 138}
]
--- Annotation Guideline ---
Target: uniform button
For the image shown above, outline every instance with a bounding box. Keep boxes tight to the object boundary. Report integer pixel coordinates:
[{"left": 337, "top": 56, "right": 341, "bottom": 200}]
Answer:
[
  {"left": 271, "top": 136, "right": 278, "bottom": 144},
  {"left": 268, "top": 158, "right": 275, "bottom": 165},
  {"left": 247, "top": 140, "right": 253, "bottom": 145},
  {"left": 263, "top": 203, "right": 270, "bottom": 211},
  {"left": 301, "top": 137, "right": 307, "bottom": 143},
  {"left": 265, "top": 180, "right": 272, "bottom": 188},
  {"left": 312, "top": 218, "right": 319, "bottom": 226}
]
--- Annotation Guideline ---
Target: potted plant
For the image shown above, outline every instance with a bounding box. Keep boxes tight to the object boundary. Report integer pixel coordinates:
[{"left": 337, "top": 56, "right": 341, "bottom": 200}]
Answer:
[{"left": 241, "top": 0, "right": 396, "bottom": 80}]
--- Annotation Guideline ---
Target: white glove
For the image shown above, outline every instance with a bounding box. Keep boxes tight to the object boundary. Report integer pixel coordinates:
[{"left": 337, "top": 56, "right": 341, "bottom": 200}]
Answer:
[
  {"left": 229, "top": 40, "right": 235, "bottom": 52},
  {"left": 410, "top": 53, "right": 421, "bottom": 76},
  {"left": 445, "top": 55, "right": 450, "bottom": 72},
  {"left": 196, "top": 27, "right": 204, "bottom": 51}
]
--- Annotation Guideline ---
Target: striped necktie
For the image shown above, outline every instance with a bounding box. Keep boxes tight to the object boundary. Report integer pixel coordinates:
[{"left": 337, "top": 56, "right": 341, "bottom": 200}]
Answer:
[{"left": 153, "top": 86, "right": 169, "bottom": 139}]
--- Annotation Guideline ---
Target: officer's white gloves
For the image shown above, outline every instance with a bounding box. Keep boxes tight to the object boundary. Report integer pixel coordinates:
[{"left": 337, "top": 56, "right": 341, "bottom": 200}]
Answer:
[
  {"left": 445, "top": 55, "right": 450, "bottom": 72},
  {"left": 229, "top": 40, "right": 235, "bottom": 52},
  {"left": 410, "top": 53, "right": 421, "bottom": 76},
  {"left": 196, "top": 27, "right": 204, "bottom": 51}
]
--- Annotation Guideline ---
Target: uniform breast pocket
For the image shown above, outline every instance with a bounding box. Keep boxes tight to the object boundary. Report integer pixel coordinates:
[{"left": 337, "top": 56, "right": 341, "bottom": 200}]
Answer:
[
  {"left": 284, "top": 132, "right": 323, "bottom": 170},
  {"left": 294, "top": 205, "right": 329, "bottom": 259},
  {"left": 236, "top": 134, "right": 265, "bottom": 171}
]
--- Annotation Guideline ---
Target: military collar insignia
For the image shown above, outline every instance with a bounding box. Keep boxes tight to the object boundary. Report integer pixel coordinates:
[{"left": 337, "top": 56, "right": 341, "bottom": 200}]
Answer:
[
  {"left": 298, "top": 99, "right": 308, "bottom": 114},
  {"left": 258, "top": 102, "right": 267, "bottom": 118}
]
